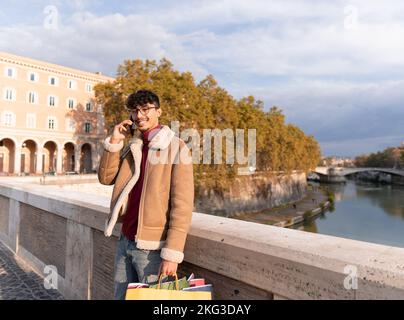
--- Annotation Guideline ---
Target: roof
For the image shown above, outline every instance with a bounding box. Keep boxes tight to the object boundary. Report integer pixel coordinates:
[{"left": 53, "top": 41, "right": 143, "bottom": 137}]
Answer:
[{"left": 0, "top": 51, "right": 115, "bottom": 83}]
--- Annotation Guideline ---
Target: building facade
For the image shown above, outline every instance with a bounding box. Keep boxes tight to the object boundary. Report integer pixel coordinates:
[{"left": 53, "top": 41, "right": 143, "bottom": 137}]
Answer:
[{"left": 0, "top": 52, "right": 114, "bottom": 175}]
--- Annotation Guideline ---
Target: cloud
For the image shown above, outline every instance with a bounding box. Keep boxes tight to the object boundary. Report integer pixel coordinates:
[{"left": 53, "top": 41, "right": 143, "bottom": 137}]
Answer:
[
  {"left": 150, "top": 0, "right": 339, "bottom": 30},
  {"left": 174, "top": 8, "right": 404, "bottom": 79},
  {"left": 1, "top": 0, "right": 404, "bottom": 157},
  {"left": 233, "top": 79, "right": 404, "bottom": 153},
  {"left": 67, "top": 0, "right": 101, "bottom": 11},
  {"left": 0, "top": 11, "right": 208, "bottom": 79},
  {"left": 321, "top": 135, "right": 404, "bottom": 157}
]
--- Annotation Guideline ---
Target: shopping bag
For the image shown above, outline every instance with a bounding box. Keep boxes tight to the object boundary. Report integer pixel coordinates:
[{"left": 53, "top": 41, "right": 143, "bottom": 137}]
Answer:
[
  {"left": 125, "top": 273, "right": 212, "bottom": 300},
  {"left": 148, "top": 275, "right": 189, "bottom": 290}
]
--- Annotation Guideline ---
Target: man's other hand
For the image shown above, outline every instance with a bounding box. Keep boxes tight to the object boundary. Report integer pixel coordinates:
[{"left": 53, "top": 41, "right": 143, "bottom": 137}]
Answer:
[{"left": 158, "top": 259, "right": 178, "bottom": 277}]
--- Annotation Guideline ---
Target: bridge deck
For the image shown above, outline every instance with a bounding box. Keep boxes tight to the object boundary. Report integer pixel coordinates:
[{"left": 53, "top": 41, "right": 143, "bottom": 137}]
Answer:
[{"left": 314, "top": 167, "right": 404, "bottom": 177}]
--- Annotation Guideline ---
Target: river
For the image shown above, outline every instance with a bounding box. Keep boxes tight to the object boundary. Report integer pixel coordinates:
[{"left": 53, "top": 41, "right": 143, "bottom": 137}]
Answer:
[{"left": 291, "top": 180, "right": 404, "bottom": 249}]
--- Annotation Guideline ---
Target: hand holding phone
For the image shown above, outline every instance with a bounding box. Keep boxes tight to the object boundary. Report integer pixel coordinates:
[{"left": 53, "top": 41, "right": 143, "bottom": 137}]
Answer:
[{"left": 110, "top": 119, "right": 133, "bottom": 144}]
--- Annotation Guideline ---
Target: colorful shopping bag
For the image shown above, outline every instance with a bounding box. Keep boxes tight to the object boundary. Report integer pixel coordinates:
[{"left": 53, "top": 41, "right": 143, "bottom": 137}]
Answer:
[
  {"left": 125, "top": 273, "right": 212, "bottom": 300},
  {"left": 148, "top": 275, "right": 189, "bottom": 290}
]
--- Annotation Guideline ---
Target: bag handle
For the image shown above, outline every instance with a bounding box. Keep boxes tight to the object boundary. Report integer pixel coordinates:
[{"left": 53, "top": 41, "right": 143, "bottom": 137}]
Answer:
[{"left": 157, "top": 273, "right": 179, "bottom": 290}]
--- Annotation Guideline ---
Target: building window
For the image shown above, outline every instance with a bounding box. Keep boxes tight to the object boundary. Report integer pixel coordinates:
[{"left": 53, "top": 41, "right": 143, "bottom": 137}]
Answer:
[
  {"left": 5, "top": 113, "right": 12, "bottom": 126},
  {"left": 28, "top": 72, "right": 38, "bottom": 82},
  {"left": 3, "top": 112, "right": 15, "bottom": 126},
  {"left": 27, "top": 91, "right": 38, "bottom": 104},
  {"left": 48, "top": 76, "right": 59, "bottom": 86},
  {"left": 26, "top": 113, "right": 36, "bottom": 128},
  {"left": 5, "top": 67, "right": 16, "bottom": 78},
  {"left": 4, "top": 88, "right": 16, "bottom": 101},
  {"left": 48, "top": 95, "right": 57, "bottom": 107},
  {"left": 67, "top": 98, "right": 75, "bottom": 109},
  {"left": 68, "top": 80, "right": 77, "bottom": 90},
  {"left": 85, "top": 83, "right": 92, "bottom": 92},
  {"left": 86, "top": 102, "right": 92, "bottom": 111},
  {"left": 84, "top": 122, "right": 91, "bottom": 133},
  {"left": 6, "top": 89, "right": 13, "bottom": 101},
  {"left": 48, "top": 117, "right": 56, "bottom": 130}
]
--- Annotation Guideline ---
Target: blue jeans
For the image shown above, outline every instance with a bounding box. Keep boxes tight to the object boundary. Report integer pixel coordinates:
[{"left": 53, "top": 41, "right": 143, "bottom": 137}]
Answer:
[{"left": 113, "top": 233, "right": 162, "bottom": 300}]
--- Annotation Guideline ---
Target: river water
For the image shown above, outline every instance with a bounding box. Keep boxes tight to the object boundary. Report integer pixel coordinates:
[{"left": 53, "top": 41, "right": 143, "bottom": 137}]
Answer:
[{"left": 291, "top": 180, "right": 404, "bottom": 249}]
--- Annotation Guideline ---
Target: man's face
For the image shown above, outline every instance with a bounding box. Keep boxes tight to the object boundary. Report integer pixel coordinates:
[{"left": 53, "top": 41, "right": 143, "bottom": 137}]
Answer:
[{"left": 131, "top": 102, "right": 161, "bottom": 132}]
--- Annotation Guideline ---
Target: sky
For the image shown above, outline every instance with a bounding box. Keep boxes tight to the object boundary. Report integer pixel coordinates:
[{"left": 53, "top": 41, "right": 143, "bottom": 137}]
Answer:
[{"left": 1, "top": 0, "right": 403, "bottom": 157}]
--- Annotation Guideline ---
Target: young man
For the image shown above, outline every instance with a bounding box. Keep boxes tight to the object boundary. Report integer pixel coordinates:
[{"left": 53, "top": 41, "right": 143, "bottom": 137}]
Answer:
[{"left": 98, "top": 90, "right": 194, "bottom": 300}]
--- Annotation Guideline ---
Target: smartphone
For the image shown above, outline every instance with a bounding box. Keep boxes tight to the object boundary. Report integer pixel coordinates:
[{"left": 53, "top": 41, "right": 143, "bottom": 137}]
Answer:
[{"left": 129, "top": 115, "right": 136, "bottom": 136}]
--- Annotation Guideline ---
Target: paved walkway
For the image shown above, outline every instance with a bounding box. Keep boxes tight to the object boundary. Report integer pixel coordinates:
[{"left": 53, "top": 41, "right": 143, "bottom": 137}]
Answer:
[{"left": 0, "top": 241, "right": 64, "bottom": 300}]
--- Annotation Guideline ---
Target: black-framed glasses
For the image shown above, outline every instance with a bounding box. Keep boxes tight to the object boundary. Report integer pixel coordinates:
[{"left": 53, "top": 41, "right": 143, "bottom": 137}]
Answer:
[{"left": 127, "top": 106, "right": 157, "bottom": 116}]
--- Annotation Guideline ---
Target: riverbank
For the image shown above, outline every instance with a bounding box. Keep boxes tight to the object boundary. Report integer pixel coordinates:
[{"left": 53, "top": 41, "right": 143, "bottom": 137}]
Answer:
[
  {"left": 231, "top": 184, "right": 332, "bottom": 227},
  {"left": 195, "top": 172, "right": 307, "bottom": 217}
]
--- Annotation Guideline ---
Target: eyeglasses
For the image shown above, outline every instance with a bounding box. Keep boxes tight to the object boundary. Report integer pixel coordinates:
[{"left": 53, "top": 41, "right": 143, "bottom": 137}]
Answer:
[{"left": 127, "top": 106, "right": 157, "bottom": 116}]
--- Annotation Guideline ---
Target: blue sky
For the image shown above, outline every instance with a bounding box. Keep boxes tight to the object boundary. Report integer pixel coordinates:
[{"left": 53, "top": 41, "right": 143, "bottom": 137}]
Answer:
[{"left": 1, "top": 0, "right": 404, "bottom": 157}]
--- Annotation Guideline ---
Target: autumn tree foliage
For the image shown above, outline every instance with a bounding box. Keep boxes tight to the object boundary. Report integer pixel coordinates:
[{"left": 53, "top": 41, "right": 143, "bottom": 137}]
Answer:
[
  {"left": 95, "top": 58, "right": 321, "bottom": 191},
  {"left": 355, "top": 146, "right": 404, "bottom": 168}
]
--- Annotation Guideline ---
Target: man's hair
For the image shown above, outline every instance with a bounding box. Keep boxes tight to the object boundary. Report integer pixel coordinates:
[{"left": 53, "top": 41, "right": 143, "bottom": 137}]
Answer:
[{"left": 126, "top": 90, "right": 160, "bottom": 109}]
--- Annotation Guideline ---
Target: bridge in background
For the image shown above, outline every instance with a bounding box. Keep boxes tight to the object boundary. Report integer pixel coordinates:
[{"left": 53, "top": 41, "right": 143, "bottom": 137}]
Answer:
[{"left": 312, "top": 167, "right": 404, "bottom": 183}]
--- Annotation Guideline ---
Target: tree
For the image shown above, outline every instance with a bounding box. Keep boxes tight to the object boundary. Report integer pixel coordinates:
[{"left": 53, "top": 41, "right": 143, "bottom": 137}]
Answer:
[
  {"left": 355, "top": 147, "right": 403, "bottom": 168},
  {"left": 95, "top": 58, "right": 322, "bottom": 191}
]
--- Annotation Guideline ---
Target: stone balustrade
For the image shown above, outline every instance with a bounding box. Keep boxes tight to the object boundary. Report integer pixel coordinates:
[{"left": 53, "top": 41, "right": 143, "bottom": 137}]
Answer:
[{"left": 0, "top": 181, "right": 404, "bottom": 299}]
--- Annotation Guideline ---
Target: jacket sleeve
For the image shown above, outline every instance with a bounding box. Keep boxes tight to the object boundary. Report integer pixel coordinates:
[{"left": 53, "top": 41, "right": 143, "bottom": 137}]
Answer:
[
  {"left": 97, "top": 136, "right": 125, "bottom": 186},
  {"left": 160, "top": 141, "right": 194, "bottom": 264}
]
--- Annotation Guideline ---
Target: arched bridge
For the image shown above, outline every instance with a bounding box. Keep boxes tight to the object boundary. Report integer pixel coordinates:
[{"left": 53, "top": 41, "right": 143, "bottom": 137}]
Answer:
[
  {"left": 314, "top": 167, "right": 404, "bottom": 177},
  {"left": 311, "top": 166, "right": 404, "bottom": 183}
]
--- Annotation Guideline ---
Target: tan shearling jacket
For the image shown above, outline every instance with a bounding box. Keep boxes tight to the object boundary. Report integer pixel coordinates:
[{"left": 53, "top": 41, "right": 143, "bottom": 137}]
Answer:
[{"left": 98, "top": 125, "right": 194, "bottom": 263}]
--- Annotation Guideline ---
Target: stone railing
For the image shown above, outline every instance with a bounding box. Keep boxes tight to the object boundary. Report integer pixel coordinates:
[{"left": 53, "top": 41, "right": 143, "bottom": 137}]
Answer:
[{"left": 0, "top": 182, "right": 404, "bottom": 299}]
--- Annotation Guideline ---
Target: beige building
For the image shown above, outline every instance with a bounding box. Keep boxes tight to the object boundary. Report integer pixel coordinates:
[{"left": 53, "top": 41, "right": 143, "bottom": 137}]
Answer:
[{"left": 0, "top": 52, "right": 114, "bottom": 175}]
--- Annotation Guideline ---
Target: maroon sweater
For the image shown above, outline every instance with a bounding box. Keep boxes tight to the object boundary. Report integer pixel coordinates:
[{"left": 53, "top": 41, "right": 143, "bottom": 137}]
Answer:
[{"left": 121, "top": 124, "right": 163, "bottom": 240}]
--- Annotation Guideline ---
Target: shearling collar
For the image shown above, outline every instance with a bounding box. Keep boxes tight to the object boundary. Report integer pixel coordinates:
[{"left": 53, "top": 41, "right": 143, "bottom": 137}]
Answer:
[{"left": 129, "top": 125, "right": 175, "bottom": 151}]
